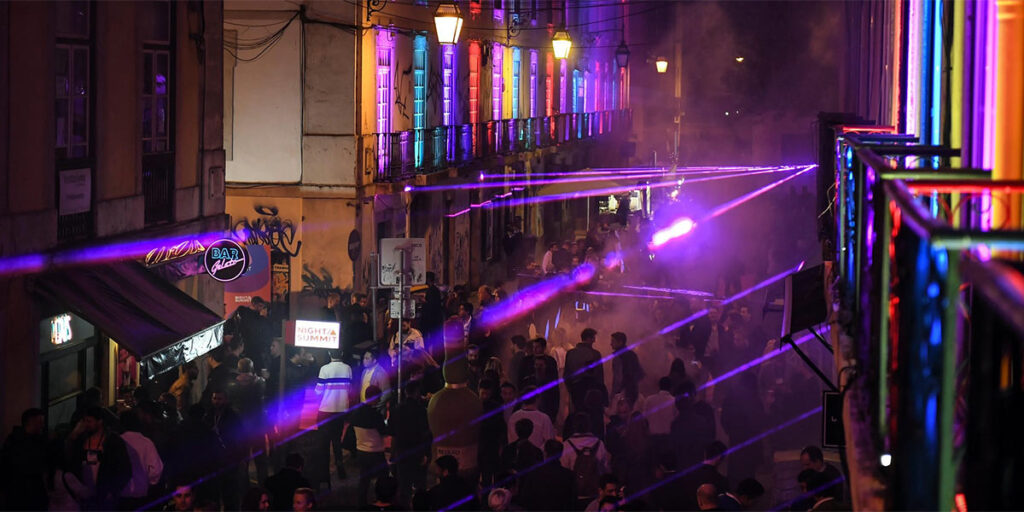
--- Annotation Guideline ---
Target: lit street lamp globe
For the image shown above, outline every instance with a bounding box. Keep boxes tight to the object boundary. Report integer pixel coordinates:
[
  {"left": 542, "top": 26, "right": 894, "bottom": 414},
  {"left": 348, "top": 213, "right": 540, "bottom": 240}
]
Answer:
[
  {"left": 434, "top": 1, "right": 464, "bottom": 45},
  {"left": 553, "top": 30, "right": 572, "bottom": 60},
  {"left": 655, "top": 57, "right": 668, "bottom": 73}
]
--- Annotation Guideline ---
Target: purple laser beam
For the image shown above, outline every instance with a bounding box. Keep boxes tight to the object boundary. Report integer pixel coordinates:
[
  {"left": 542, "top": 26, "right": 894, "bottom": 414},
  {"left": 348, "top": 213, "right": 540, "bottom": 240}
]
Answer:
[{"left": 487, "top": 166, "right": 803, "bottom": 210}]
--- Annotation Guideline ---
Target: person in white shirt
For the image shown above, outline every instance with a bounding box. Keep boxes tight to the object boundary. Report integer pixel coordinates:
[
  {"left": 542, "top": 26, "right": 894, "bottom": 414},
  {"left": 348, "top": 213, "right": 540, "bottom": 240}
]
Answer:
[
  {"left": 389, "top": 319, "right": 424, "bottom": 362},
  {"left": 506, "top": 388, "right": 556, "bottom": 449},
  {"left": 360, "top": 349, "right": 391, "bottom": 409},
  {"left": 643, "top": 377, "right": 678, "bottom": 437},
  {"left": 316, "top": 350, "right": 353, "bottom": 480},
  {"left": 541, "top": 243, "right": 558, "bottom": 274},
  {"left": 119, "top": 411, "right": 163, "bottom": 506}
]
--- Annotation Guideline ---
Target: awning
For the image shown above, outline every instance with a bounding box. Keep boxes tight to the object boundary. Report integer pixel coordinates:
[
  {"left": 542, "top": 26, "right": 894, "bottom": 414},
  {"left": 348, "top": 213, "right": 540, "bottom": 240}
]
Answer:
[{"left": 34, "top": 261, "right": 224, "bottom": 377}]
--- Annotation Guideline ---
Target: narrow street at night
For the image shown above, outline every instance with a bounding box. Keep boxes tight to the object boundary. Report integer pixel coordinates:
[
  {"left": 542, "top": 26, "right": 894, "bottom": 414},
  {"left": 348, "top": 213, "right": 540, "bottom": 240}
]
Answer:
[{"left": 2, "top": 1, "right": 1023, "bottom": 511}]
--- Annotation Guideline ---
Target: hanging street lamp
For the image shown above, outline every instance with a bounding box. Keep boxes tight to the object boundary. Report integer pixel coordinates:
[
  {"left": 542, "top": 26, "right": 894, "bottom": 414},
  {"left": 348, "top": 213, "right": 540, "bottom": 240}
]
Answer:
[
  {"left": 553, "top": 29, "right": 572, "bottom": 60},
  {"left": 434, "top": 1, "right": 464, "bottom": 45},
  {"left": 615, "top": 39, "right": 630, "bottom": 68},
  {"left": 655, "top": 56, "right": 668, "bottom": 73}
]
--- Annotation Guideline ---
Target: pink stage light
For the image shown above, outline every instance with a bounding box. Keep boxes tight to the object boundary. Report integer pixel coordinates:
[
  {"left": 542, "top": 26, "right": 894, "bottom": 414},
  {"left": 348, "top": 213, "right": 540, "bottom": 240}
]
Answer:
[{"left": 649, "top": 217, "right": 696, "bottom": 248}]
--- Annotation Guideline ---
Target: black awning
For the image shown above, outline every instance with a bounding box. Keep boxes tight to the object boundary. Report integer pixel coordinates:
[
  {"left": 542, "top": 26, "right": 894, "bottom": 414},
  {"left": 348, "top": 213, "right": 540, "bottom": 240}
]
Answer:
[{"left": 35, "top": 261, "right": 224, "bottom": 377}]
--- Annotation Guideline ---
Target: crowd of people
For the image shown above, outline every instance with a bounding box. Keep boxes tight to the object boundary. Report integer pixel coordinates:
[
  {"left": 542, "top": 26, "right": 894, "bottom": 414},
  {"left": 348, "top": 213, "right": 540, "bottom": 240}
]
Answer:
[{"left": 0, "top": 185, "right": 837, "bottom": 511}]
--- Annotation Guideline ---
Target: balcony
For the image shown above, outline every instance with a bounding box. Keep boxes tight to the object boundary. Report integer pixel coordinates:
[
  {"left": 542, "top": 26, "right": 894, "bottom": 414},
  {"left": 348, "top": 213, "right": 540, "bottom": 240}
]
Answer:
[{"left": 371, "top": 109, "right": 632, "bottom": 182}]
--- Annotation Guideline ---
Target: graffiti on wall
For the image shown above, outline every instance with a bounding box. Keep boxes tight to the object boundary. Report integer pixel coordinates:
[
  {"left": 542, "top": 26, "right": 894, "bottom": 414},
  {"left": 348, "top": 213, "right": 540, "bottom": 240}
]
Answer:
[
  {"left": 232, "top": 205, "right": 302, "bottom": 257},
  {"left": 395, "top": 65, "right": 412, "bottom": 121},
  {"left": 302, "top": 265, "right": 338, "bottom": 298}
]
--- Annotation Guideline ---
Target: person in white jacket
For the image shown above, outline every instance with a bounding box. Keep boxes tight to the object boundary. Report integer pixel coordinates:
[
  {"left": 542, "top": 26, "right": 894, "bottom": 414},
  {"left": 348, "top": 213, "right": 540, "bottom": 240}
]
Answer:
[
  {"left": 118, "top": 411, "right": 163, "bottom": 508},
  {"left": 316, "top": 350, "right": 354, "bottom": 480}
]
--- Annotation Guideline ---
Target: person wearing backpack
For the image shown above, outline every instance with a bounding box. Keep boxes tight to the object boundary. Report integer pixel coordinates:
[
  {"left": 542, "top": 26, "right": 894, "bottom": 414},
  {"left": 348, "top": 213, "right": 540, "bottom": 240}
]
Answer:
[{"left": 561, "top": 413, "right": 611, "bottom": 508}]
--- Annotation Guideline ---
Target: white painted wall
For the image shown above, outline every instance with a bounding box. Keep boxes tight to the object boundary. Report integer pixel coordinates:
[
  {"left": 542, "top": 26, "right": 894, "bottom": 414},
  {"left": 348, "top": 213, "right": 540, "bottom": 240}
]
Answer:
[{"left": 224, "top": 8, "right": 302, "bottom": 183}]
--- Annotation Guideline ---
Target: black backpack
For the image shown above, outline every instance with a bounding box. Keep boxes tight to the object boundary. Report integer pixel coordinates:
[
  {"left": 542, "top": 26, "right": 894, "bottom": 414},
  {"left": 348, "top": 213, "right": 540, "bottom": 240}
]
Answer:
[{"left": 567, "top": 438, "right": 601, "bottom": 497}]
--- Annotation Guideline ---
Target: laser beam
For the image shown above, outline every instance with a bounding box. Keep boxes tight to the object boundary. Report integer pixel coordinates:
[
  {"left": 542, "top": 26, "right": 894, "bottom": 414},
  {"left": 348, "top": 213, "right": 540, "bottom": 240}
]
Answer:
[{"left": 487, "top": 166, "right": 803, "bottom": 210}]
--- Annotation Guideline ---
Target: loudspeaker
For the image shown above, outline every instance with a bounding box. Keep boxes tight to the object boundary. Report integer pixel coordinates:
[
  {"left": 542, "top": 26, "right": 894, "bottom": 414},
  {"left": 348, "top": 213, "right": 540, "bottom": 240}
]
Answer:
[
  {"left": 782, "top": 264, "right": 828, "bottom": 337},
  {"left": 823, "top": 391, "right": 845, "bottom": 448}
]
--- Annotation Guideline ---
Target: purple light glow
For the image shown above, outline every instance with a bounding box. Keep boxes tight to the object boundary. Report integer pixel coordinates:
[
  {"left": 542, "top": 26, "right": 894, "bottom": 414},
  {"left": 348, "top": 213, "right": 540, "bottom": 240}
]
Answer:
[
  {"left": 479, "top": 165, "right": 777, "bottom": 180},
  {"left": 623, "top": 406, "right": 824, "bottom": 506},
  {"left": 0, "top": 230, "right": 230, "bottom": 277},
  {"left": 649, "top": 216, "right": 696, "bottom": 248},
  {"left": 409, "top": 171, "right": 676, "bottom": 193},
  {"left": 622, "top": 285, "right": 714, "bottom": 297},
  {"left": 444, "top": 207, "right": 472, "bottom": 218},
  {"left": 488, "top": 166, "right": 804, "bottom": 210},
  {"left": 583, "top": 290, "right": 674, "bottom": 300},
  {"left": 477, "top": 264, "right": 596, "bottom": 331}
]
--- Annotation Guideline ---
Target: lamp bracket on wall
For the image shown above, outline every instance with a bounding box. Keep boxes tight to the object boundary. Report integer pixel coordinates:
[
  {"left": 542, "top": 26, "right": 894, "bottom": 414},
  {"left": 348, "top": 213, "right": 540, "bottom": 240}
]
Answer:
[
  {"left": 367, "top": 0, "right": 387, "bottom": 21},
  {"left": 506, "top": 13, "right": 523, "bottom": 43}
]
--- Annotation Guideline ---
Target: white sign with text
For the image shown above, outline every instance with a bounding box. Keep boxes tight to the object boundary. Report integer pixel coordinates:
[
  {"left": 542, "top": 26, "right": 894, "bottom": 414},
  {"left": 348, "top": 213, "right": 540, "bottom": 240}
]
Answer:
[{"left": 294, "top": 320, "right": 341, "bottom": 349}]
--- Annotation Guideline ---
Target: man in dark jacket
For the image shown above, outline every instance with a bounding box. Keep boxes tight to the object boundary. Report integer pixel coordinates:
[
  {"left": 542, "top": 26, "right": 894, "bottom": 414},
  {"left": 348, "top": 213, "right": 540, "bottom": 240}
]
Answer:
[
  {"left": 421, "top": 272, "right": 446, "bottom": 360},
  {"left": 679, "top": 441, "right": 730, "bottom": 511},
  {"left": 66, "top": 407, "right": 133, "bottom": 510},
  {"left": 477, "top": 379, "right": 506, "bottom": 486},
  {"left": 0, "top": 408, "right": 49, "bottom": 510},
  {"left": 518, "top": 439, "right": 577, "bottom": 511},
  {"left": 610, "top": 332, "right": 644, "bottom": 397},
  {"left": 264, "top": 453, "right": 310, "bottom": 511},
  {"left": 564, "top": 328, "right": 605, "bottom": 413},
  {"left": 428, "top": 455, "right": 478, "bottom": 511},
  {"left": 392, "top": 380, "right": 432, "bottom": 501},
  {"left": 500, "top": 419, "right": 544, "bottom": 474}
]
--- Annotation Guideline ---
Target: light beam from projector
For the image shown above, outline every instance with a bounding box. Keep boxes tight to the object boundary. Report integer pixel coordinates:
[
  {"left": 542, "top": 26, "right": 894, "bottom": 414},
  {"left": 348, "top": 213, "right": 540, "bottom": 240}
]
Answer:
[
  {"left": 622, "top": 285, "right": 714, "bottom": 297},
  {"left": 407, "top": 171, "right": 674, "bottom": 193},
  {"left": 486, "top": 165, "right": 803, "bottom": 210},
  {"left": 649, "top": 216, "right": 696, "bottom": 248},
  {"left": 476, "top": 264, "right": 596, "bottom": 331},
  {"left": 703, "top": 164, "right": 818, "bottom": 221},
  {"left": 478, "top": 165, "right": 780, "bottom": 180}
]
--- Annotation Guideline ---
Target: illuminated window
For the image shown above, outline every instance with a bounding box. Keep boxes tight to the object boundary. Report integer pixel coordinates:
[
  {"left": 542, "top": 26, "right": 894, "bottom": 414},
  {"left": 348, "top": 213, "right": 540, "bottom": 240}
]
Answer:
[
  {"left": 529, "top": 50, "right": 538, "bottom": 118},
  {"left": 492, "top": 42, "right": 503, "bottom": 120},
  {"left": 141, "top": 1, "right": 172, "bottom": 154},
  {"left": 512, "top": 47, "right": 521, "bottom": 119},
  {"left": 545, "top": 52, "right": 554, "bottom": 117},
  {"left": 376, "top": 29, "right": 395, "bottom": 172},
  {"left": 494, "top": 0, "right": 504, "bottom": 22},
  {"left": 560, "top": 59, "right": 568, "bottom": 114},
  {"left": 442, "top": 45, "right": 456, "bottom": 126},
  {"left": 413, "top": 35, "right": 427, "bottom": 167},
  {"left": 469, "top": 42, "right": 481, "bottom": 125},
  {"left": 594, "top": 62, "right": 601, "bottom": 113}
]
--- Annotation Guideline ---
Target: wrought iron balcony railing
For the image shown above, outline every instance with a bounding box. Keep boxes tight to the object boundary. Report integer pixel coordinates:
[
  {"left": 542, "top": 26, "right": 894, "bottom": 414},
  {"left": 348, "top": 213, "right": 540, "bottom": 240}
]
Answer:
[{"left": 371, "top": 109, "right": 632, "bottom": 182}]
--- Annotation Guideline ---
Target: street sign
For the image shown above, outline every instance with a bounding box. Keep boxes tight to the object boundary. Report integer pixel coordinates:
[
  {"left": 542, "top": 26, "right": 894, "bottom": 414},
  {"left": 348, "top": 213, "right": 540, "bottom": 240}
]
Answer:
[
  {"left": 389, "top": 299, "right": 416, "bottom": 319},
  {"left": 379, "top": 238, "right": 426, "bottom": 286}
]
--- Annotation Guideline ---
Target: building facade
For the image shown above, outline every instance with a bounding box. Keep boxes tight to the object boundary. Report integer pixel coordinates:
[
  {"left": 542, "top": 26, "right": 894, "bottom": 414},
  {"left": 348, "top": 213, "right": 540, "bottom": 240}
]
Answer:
[
  {"left": 224, "top": 0, "right": 634, "bottom": 323},
  {"left": 0, "top": 1, "right": 227, "bottom": 433}
]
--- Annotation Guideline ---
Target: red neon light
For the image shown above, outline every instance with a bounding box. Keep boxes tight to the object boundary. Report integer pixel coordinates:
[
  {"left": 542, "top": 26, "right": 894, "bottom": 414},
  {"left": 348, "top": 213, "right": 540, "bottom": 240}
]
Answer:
[
  {"left": 840, "top": 125, "right": 898, "bottom": 133},
  {"left": 906, "top": 180, "right": 1024, "bottom": 194},
  {"left": 545, "top": 52, "right": 554, "bottom": 117},
  {"left": 955, "top": 493, "right": 967, "bottom": 512}
]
